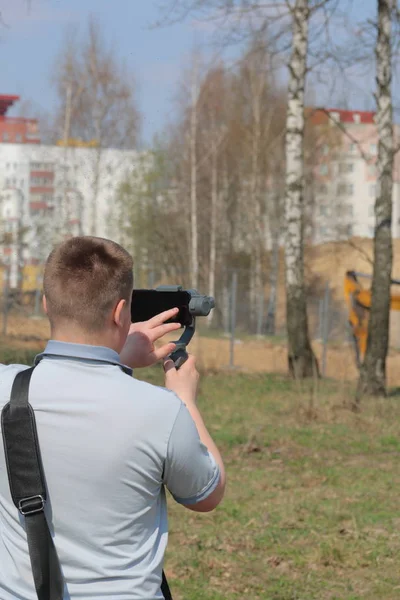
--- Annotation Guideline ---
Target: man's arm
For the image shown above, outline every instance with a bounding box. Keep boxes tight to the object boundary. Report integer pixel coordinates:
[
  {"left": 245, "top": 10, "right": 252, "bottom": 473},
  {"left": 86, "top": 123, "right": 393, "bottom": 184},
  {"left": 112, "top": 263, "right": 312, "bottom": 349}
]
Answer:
[{"left": 163, "top": 356, "right": 226, "bottom": 513}]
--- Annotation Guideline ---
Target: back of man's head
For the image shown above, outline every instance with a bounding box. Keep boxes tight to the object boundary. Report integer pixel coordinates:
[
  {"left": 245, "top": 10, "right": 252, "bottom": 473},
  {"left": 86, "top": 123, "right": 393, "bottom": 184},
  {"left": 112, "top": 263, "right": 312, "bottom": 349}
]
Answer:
[{"left": 43, "top": 236, "right": 133, "bottom": 333}]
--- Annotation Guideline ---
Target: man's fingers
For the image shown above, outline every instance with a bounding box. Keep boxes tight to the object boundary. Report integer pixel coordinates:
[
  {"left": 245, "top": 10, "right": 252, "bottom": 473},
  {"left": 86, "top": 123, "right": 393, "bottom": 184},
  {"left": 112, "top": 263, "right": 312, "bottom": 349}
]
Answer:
[
  {"left": 163, "top": 357, "right": 176, "bottom": 373},
  {"left": 150, "top": 322, "right": 181, "bottom": 341},
  {"left": 153, "top": 342, "right": 177, "bottom": 362},
  {"left": 147, "top": 308, "right": 180, "bottom": 328}
]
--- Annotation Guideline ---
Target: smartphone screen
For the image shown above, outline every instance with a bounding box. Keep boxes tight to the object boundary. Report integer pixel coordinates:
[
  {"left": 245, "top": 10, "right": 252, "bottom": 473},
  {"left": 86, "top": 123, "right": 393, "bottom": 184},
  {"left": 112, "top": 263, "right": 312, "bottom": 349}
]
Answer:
[{"left": 131, "top": 290, "right": 192, "bottom": 326}]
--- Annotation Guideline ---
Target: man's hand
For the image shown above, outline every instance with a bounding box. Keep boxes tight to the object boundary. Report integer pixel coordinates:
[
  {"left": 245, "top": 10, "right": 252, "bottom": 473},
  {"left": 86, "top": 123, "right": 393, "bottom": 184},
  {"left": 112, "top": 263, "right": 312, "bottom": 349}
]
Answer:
[
  {"left": 120, "top": 308, "right": 181, "bottom": 369},
  {"left": 164, "top": 354, "right": 199, "bottom": 406}
]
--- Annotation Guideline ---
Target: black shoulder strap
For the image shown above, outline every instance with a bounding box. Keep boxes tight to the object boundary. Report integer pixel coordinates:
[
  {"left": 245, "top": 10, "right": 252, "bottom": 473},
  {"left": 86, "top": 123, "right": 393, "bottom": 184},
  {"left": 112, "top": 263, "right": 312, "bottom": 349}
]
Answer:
[
  {"left": 1, "top": 367, "right": 173, "bottom": 600},
  {"left": 1, "top": 367, "right": 64, "bottom": 600}
]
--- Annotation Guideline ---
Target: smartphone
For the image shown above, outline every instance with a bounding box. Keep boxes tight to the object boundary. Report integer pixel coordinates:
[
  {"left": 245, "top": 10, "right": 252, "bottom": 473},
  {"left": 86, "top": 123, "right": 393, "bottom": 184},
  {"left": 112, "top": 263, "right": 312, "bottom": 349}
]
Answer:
[{"left": 131, "top": 289, "right": 192, "bottom": 326}]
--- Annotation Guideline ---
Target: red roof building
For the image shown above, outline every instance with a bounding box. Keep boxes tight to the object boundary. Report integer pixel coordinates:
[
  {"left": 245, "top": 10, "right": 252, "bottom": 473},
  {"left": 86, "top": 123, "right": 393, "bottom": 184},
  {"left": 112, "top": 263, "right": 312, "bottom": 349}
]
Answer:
[
  {"left": 308, "top": 107, "right": 376, "bottom": 126},
  {"left": 0, "top": 94, "right": 40, "bottom": 144}
]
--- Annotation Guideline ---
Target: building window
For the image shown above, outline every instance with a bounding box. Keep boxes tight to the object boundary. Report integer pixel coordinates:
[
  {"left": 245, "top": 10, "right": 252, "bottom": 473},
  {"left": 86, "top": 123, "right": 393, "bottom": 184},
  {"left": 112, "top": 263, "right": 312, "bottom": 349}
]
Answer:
[
  {"left": 319, "top": 164, "right": 328, "bottom": 176},
  {"left": 349, "top": 143, "right": 356, "bottom": 153},
  {"left": 318, "top": 183, "right": 328, "bottom": 194},
  {"left": 339, "top": 163, "right": 354, "bottom": 174},
  {"left": 3, "top": 132, "right": 9, "bottom": 142},
  {"left": 31, "top": 162, "right": 53, "bottom": 171},
  {"left": 369, "top": 204, "right": 375, "bottom": 217},
  {"left": 337, "top": 183, "right": 347, "bottom": 195},
  {"left": 368, "top": 164, "right": 377, "bottom": 177},
  {"left": 319, "top": 205, "right": 328, "bottom": 216},
  {"left": 322, "top": 144, "right": 329, "bottom": 156},
  {"left": 15, "top": 134, "right": 22, "bottom": 143},
  {"left": 370, "top": 143, "right": 377, "bottom": 155},
  {"left": 369, "top": 226, "right": 375, "bottom": 237},
  {"left": 319, "top": 226, "right": 327, "bottom": 237},
  {"left": 353, "top": 114, "right": 361, "bottom": 124},
  {"left": 369, "top": 184, "right": 376, "bottom": 197},
  {"left": 348, "top": 184, "right": 354, "bottom": 195},
  {"left": 346, "top": 205, "right": 353, "bottom": 217},
  {"left": 31, "top": 176, "right": 52, "bottom": 186},
  {"left": 346, "top": 224, "right": 353, "bottom": 236}
]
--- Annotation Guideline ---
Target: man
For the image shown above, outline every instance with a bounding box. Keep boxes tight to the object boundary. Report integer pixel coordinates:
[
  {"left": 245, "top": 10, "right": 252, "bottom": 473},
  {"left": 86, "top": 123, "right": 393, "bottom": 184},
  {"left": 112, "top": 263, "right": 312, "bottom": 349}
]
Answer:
[{"left": 0, "top": 236, "right": 225, "bottom": 600}]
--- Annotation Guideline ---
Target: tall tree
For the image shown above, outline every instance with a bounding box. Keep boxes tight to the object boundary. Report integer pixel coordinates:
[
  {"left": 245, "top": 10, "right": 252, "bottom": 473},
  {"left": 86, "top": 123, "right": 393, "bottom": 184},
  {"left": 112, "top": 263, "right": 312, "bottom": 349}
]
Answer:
[
  {"left": 285, "top": 0, "right": 319, "bottom": 377},
  {"left": 52, "top": 17, "right": 140, "bottom": 236},
  {"left": 158, "top": 0, "right": 343, "bottom": 373},
  {"left": 189, "top": 57, "right": 200, "bottom": 289},
  {"left": 357, "top": 0, "right": 395, "bottom": 398}
]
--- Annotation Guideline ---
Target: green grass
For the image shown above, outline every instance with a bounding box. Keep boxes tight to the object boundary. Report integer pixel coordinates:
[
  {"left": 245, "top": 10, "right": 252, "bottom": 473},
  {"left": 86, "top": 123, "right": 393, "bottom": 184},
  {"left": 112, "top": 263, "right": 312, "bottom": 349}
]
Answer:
[
  {"left": 3, "top": 347, "right": 400, "bottom": 599},
  {"left": 0, "top": 346, "right": 39, "bottom": 365},
  {"left": 137, "top": 367, "right": 400, "bottom": 599}
]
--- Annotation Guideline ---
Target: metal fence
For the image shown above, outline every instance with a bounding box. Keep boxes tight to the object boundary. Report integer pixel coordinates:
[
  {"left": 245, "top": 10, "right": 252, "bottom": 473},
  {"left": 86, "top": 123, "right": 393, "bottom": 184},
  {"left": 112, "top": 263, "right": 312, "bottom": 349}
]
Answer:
[
  {"left": 0, "top": 265, "right": 353, "bottom": 375},
  {"left": 214, "top": 271, "right": 352, "bottom": 375}
]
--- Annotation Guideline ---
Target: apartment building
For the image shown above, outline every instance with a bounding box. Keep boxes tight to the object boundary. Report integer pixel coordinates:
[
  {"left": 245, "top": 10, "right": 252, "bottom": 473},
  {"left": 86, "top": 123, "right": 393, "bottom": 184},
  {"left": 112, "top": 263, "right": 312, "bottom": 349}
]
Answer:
[
  {"left": 0, "top": 94, "right": 40, "bottom": 145},
  {"left": 0, "top": 95, "right": 142, "bottom": 287},
  {"left": 310, "top": 108, "right": 400, "bottom": 243}
]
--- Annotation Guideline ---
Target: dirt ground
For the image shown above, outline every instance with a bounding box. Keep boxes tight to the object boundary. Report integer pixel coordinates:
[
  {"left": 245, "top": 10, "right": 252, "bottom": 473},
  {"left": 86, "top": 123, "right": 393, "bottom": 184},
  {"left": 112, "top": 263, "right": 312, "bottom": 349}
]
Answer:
[{"left": 4, "top": 312, "right": 400, "bottom": 388}]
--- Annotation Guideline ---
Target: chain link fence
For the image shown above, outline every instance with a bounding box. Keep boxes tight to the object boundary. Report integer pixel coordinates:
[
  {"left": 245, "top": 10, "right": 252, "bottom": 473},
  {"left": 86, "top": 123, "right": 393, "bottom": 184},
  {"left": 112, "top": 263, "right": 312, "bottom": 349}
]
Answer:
[{"left": 0, "top": 263, "right": 356, "bottom": 374}]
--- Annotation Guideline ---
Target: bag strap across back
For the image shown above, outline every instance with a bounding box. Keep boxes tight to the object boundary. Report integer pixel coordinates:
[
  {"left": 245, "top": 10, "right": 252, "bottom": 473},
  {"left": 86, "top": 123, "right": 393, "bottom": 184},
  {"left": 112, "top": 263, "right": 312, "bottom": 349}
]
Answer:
[{"left": 1, "top": 366, "right": 173, "bottom": 600}]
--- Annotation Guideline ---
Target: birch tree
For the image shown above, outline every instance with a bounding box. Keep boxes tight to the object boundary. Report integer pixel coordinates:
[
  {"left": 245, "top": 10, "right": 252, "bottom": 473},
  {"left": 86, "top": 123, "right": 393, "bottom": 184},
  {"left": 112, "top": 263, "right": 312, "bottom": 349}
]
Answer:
[
  {"left": 357, "top": 0, "right": 395, "bottom": 398},
  {"left": 158, "top": 0, "right": 343, "bottom": 371},
  {"left": 284, "top": 0, "right": 319, "bottom": 377}
]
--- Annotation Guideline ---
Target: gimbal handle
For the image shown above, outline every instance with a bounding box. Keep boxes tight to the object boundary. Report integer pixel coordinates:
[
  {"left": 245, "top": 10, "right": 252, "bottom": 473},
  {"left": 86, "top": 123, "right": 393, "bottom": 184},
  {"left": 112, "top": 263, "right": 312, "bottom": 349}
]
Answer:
[{"left": 169, "top": 317, "right": 196, "bottom": 369}]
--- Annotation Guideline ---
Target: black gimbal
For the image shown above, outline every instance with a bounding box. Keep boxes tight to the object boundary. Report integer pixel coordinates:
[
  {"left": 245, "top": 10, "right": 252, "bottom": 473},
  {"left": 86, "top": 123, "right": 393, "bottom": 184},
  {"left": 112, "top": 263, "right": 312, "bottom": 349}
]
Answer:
[{"left": 131, "top": 285, "right": 215, "bottom": 368}]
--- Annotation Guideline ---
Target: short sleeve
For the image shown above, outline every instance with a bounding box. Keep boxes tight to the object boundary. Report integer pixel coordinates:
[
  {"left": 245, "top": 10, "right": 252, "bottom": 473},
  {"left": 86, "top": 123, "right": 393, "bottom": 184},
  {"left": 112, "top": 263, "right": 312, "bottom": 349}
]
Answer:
[{"left": 163, "top": 402, "right": 220, "bottom": 505}]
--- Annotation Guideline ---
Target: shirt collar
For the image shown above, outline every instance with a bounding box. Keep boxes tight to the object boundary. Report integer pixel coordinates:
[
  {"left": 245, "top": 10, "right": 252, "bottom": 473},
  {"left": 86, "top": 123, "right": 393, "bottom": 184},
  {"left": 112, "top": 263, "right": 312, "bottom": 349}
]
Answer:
[{"left": 34, "top": 340, "right": 132, "bottom": 376}]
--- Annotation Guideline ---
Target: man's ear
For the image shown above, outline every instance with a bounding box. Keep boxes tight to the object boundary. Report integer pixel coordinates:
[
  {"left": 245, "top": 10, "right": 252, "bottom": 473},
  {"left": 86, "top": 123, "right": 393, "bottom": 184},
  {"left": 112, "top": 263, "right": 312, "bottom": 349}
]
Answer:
[
  {"left": 42, "top": 295, "right": 48, "bottom": 315},
  {"left": 114, "top": 298, "right": 127, "bottom": 327}
]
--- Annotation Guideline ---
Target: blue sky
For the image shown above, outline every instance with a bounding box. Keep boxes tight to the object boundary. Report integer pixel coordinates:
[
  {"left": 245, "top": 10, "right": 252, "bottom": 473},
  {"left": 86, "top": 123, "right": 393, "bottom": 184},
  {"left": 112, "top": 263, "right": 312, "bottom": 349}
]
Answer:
[
  {"left": 0, "top": 0, "right": 385, "bottom": 146},
  {"left": 0, "top": 0, "right": 217, "bottom": 145}
]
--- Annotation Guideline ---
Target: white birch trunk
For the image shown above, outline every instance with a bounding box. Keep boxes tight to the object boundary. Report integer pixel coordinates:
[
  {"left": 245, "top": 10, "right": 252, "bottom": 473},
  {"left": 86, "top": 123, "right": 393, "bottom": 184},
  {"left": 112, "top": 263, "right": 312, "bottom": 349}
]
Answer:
[
  {"left": 358, "top": 0, "right": 394, "bottom": 398},
  {"left": 284, "top": 0, "right": 318, "bottom": 377}
]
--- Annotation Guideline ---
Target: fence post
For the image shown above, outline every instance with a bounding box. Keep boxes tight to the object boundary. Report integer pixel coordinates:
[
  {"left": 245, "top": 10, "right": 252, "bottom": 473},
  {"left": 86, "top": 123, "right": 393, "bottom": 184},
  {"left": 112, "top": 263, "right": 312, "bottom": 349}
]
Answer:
[
  {"left": 321, "top": 283, "right": 330, "bottom": 377},
  {"left": 147, "top": 269, "right": 155, "bottom": 289},
  {"left": 34, "top": 273, "right": 42, "bottom": 317},
  {"left": 256, "top": 292, "right": 264, "bottom": 337},
  {"left": 2, "top": 265, "right": 9, "bottom": 337},
  {"left": 229, "top": 271, "right": 238, "bottom": 369},
  {"left": 318, "top": 297, "right": 324, "bottom": 340}
]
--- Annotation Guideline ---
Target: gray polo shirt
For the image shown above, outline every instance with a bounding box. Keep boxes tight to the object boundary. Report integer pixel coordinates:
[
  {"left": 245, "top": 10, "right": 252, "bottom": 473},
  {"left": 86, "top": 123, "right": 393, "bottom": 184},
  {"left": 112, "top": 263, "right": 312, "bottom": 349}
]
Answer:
[{"left": 0, "top": 341, "right": 220, "bottom": 600}]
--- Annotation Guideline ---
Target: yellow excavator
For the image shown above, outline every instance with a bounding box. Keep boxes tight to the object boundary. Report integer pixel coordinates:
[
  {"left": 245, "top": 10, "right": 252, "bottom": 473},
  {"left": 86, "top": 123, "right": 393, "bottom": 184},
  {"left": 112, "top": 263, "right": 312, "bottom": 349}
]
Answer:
[{"left": 344, "top": 270, "right": 400, "bottom": 367}]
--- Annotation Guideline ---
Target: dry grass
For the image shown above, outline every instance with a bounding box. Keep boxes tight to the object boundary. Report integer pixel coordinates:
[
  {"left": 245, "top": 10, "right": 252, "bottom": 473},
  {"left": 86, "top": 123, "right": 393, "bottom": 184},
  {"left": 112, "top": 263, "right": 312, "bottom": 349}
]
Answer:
[{"left": 4, "top": 311, "right": 400, "bottom": 387}]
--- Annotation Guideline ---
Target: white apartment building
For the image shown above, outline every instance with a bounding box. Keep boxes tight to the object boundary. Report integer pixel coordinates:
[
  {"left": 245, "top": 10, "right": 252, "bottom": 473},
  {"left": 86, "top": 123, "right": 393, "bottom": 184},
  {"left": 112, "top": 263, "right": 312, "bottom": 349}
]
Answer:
[
  {"left": 0, "top": 143, "right": 143, "bottom": 287},
  {"left": 311, "top": 108, "right": 400, "bottom": 244}
]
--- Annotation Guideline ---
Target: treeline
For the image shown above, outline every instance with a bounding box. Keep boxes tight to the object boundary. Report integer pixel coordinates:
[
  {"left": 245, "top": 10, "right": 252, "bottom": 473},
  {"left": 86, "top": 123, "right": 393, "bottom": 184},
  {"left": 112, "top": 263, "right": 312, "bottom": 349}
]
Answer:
[
  {"left": 114, "top": 40, "right": 321, "bottom": 334},
  {"left": 115, "top": 0, "right": 400, "bottom": 399}
]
